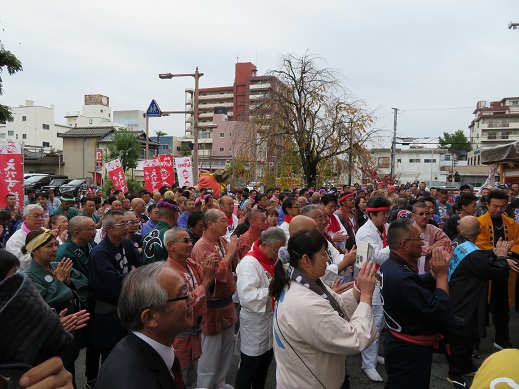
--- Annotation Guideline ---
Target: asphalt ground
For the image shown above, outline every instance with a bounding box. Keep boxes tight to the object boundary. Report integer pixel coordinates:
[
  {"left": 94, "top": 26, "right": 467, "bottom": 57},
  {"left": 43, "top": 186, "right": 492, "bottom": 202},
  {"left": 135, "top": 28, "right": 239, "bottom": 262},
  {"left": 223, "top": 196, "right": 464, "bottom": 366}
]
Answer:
[{"left": 75, "top": 308, "right": 519, "bottom": 388}]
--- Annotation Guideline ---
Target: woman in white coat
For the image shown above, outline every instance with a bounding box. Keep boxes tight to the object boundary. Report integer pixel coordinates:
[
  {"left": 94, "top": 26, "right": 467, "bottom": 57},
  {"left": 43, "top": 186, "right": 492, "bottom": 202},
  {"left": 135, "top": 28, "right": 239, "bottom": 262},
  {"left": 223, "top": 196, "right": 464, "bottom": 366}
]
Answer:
[{"left": 269, "top": 229, "right": 378, "bottom": 389}]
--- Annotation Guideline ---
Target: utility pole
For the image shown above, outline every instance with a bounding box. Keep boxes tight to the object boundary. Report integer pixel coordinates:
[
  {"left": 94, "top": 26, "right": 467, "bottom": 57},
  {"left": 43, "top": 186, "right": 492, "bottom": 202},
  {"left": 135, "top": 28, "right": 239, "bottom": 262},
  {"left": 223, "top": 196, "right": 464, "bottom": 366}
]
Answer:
[
  {"left": 390, "top": 108, "right": 399, "bottom": 176},
  {"left": 348, "top": 121, "right": 353, "bottom": 185}
]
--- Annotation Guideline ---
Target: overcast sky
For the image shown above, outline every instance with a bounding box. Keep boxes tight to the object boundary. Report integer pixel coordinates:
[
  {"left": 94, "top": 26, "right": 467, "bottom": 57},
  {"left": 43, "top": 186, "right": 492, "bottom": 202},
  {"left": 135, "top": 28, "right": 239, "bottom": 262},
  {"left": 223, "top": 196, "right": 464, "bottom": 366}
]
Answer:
[{"left": 2, "top": 1, "right": 518, "bottom": 147}]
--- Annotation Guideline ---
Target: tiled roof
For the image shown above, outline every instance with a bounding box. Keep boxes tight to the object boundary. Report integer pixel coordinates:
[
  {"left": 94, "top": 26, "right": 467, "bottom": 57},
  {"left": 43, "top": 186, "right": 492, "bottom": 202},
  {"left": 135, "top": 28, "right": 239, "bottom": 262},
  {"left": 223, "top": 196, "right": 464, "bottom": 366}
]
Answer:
[
  {"left": 59, "top": 127, "right": 115, "bottom": 138},
  {"left": 97, "top": 131, "right": 160, "bottom": 146}
]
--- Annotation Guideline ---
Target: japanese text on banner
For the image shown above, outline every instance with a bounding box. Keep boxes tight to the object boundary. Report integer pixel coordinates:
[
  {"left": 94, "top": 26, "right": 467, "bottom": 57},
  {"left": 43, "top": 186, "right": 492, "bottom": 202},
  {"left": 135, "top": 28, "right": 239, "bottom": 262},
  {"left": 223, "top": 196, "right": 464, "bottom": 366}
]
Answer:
[
  {"left": 105, "top": 158, "right": 128, "bottom": 193},
  {"left": 174, "top": 157, "right": 193, "bottom": 188},
  {"left": 0, "top": 143, "right": 24, "bottom": 209}
]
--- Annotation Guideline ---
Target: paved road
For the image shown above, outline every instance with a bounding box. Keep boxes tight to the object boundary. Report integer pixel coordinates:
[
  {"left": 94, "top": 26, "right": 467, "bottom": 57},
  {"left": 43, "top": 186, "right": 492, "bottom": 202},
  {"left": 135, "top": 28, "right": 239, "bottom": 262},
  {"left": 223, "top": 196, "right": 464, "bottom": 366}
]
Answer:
[{"left": 75, "top": 309, "right": 519, "bottom": 388}]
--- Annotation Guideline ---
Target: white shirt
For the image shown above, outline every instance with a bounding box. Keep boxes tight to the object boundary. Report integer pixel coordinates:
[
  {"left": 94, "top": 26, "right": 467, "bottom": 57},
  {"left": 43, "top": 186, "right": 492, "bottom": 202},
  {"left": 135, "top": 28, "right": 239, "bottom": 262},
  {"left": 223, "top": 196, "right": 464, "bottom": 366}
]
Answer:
[
  {"left": 133, "top": 331, "right": 175, "bottom": 377},
  {"left": 355, "top": 219, "right": 390, "bottom": 305},
  {"left": 236, "top": 254, "right": 273, "bottom": 356},
  {"left": 328, "top": 214, "right": 348, "bottom": 252},
  {"left": 6, "top": 229, "right": 30, "bottom": 270},
  {"left": 322, "top": 240, "right": 345, "bottom": 285},
  {"left": 223, "top": 213, "right": 239, "bottom": 242}
]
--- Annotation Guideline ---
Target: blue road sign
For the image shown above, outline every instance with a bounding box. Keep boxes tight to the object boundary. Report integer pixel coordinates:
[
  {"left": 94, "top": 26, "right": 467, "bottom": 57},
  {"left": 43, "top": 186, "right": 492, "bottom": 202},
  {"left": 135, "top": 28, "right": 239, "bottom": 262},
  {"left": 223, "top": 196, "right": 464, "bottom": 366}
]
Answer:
[{"left": 146, "top": 99, "right": 162, "bottom": 117}]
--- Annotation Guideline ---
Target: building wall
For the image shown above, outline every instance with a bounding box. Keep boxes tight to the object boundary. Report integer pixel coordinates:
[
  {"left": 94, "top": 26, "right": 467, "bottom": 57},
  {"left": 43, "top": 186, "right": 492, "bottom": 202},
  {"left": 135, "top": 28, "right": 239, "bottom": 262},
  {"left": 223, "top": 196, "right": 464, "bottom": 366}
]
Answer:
[
  {"left": 469, "top": 97, "right": 519, "bottom": 149},
  {"left": 62, "top": 137, "right": 99, "bottom": 179},
  {"left": 65, "top": 94, "right": 114, "bottom": 128},
  {"left": 1, "top": 100, "right": 65, "bottom": 149},
  {"left": 113, "top": 110, "right": 146, "bottom": 131}
]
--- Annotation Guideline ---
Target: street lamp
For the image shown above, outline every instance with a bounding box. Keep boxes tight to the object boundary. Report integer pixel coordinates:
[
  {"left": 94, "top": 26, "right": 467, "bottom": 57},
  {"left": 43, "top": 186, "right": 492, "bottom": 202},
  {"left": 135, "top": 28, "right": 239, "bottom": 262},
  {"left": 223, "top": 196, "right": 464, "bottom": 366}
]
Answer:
[{"left": 159, "top": 67, "right": 204, "bottom": 184}]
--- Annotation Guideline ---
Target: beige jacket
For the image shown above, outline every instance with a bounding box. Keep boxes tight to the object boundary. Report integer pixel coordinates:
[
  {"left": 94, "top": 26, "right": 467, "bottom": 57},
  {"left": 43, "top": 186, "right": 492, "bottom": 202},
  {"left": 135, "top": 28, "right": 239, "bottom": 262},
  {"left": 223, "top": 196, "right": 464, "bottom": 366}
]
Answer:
[{"left": 274, "top": 282, "right": 378, "bottom": 389}]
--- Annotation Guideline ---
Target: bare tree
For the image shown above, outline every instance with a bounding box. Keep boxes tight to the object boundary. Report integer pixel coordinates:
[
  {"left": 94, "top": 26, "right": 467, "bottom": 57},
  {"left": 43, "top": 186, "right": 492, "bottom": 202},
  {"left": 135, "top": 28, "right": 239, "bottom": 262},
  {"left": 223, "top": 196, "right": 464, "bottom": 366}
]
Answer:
[{"left": 249, "top": 51, "right": 376, "bottom": 187}]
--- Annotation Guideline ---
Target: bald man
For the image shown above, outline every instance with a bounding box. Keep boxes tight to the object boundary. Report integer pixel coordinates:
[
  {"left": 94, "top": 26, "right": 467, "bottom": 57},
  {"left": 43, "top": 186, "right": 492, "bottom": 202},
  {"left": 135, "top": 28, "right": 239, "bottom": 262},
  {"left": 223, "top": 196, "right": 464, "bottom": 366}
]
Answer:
[
  {"left": 288, "top": 215, "right": 318, "bottom": 236},
  {"left": 446, "top": 216, "right": 510, "bottom": 387}
]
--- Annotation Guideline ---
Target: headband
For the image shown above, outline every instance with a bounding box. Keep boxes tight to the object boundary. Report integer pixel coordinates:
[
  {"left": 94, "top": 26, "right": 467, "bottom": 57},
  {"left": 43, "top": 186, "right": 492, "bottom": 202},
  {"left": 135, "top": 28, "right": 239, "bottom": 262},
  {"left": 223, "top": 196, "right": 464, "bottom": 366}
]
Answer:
[
  {"left": 366, "top": 206, "right": 391, "bottom": 212},
  {"left": 60, "top": 196, "right": 75, "bottom": 202},
  {"left": 156, "top": 201, "right": 180, "bottom": 212},
  {"left": 26, "top": 229, "right": 54, "bottom": 254},
  {"left": 338, "top": 193, "right": 354, "bottom": 203}
]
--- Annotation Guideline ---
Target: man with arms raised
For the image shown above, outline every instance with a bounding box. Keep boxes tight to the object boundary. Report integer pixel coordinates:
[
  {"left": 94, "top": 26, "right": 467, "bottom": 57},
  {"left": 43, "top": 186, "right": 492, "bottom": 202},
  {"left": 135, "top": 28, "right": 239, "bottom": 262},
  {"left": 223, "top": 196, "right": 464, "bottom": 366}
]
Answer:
[
  {"left": 191, "top": 209, "right": 240, "bottom": 389},
  {"left": 164, "top": 227, "right": 217, "bottom": 389},
  {"left": 381, "top": 218, "right": 461, "bottom": 388},
  {"left": 476, "top": 189, "right": 519, "bottom": 350}
]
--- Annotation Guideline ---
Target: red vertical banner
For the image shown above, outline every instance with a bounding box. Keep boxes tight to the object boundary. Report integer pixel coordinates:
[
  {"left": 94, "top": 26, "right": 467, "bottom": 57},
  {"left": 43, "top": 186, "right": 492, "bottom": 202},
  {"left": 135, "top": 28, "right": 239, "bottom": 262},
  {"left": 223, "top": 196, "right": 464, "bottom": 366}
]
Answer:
[
  {"left": 0, "top": 143, "right": 24, "bottom": 209},
  {"left": 143, "top": 159, "right": 162, "bottom": 193},
  {"left": 155, "top": 154, "right": 175, "bottom": 186},
  {"left": 105, "top": 159, "right": 128, "bottom": 193}
]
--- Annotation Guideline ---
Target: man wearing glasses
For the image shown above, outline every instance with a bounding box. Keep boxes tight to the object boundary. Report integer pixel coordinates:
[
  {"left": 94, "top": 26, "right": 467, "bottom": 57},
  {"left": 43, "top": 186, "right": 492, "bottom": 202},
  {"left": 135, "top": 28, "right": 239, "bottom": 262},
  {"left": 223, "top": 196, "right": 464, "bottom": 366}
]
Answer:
[
  {"left": 380, "top": 218, "right": 461, "bottom": 389},
  {"left": 6, "top": 204, "right": 45, "bottom": 270},
  {"left": 411, "top": 202, "right": 450, "bottom": 274},
  {"left": 87, "top": 210, "right": 140, "bottom": 364},
  {"left": 164, "top": 227, "right": 217, "bottom": 389},
  {"left": 95, "top": 262, "right": 193, "bottom": 389}
]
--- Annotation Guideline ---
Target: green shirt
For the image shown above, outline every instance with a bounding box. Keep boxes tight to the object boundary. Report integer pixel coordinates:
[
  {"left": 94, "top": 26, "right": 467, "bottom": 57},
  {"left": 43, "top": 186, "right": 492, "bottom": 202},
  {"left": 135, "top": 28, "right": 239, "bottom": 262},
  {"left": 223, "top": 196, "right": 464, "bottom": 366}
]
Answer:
[
  {"left": 56, "top": 238, "right": 97, "bottom": 278},
  {"left": 142, "top": 220, "right": 171, "bottom": 265},
  {"left": 81, "top": 211, "right": 101, "bottom": 224},
  {"left": 50, "top": 206, "right": 79, "bottom": 220}
]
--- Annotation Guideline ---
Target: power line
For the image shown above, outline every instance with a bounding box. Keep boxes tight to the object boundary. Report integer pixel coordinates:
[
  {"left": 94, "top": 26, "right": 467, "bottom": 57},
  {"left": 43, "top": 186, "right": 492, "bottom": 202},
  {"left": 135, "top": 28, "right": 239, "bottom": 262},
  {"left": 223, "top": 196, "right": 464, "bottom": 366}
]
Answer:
[{"left": 400, "top": 106, "right": 473, "bottom": 112}]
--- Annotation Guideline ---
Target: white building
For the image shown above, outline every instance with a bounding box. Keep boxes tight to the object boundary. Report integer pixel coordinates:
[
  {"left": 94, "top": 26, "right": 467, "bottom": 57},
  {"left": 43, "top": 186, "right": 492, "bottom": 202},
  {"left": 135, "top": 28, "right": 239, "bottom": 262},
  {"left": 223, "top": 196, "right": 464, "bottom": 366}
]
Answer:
[
  {"left": 65, "top": 94, "right": 119, "bottom": 128},
  {"left": 0, "top": 100, "right": 69, "bottom": 150},
  {"left": 469, "top": 97, "right": 519, "bottom": 150},
  {"left": 113, "top": 110, "right": 146, "bottom": 132}
]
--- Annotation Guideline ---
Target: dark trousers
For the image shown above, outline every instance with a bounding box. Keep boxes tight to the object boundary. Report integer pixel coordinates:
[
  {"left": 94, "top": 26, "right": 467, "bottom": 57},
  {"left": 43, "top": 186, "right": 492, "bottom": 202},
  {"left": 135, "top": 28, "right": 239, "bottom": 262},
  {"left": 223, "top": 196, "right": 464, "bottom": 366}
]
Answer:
[
  {"left": 384, "top": 332, "right": 433, "bottom": 389},
  {"left": 490, "top": 276, "right": 510, "bottom": 344},
  {"left": 235, "top": 349, "right": 273, "bottom": 389},
  {"left": 85, "top": 346, "right": 102, "bottom": 381},
  {"left": 445, "top": 333, "right": 476, "bottom": 378}
]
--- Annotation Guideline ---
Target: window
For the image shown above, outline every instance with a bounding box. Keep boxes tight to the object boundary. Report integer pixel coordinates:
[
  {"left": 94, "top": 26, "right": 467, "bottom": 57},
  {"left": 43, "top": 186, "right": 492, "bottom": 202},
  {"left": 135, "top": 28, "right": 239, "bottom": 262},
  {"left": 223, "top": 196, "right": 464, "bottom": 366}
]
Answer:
[
  {"left": 89, "top": 119, "right": 93, "bottom": 124},
  {"left": 219, "top": 132, "right": 225, "bottom": 138},
  {"left": 229, "top": 132, "right": 232, "bottom": 137},
  {"left": 7, "top": 117, "right": 14, "bottom": 122},
  {"left": 409, "top": 159, "right": 420, "bottom": 163},
  {"left": 397, "top": 158, "right": 401, "bottom": 163},
  {"left": 15, "top": 134, "right": 18, "bottom": 140},
  {"left": 22, "top": 134, "right": 27, "bottom": 140},
  {"left": 444, "top": 154, "right": 451, "bottom": 161},
  {"left": 22, "top": 116, "right": 27, "bottom": 122},
  {"left": 197, "top": 144, "right": 203, "bottom": 150},
  {"left": 229, "top": 147, "right": 232, "bottom": 152},
  {"left": 219, "top": 147, "right": 224, "bottom": 152},
  {"left": 0, "top": 133, "right": 5, "bottom": 139},
  {"left": 42, "top": 142, "right": 50, "bottom": 147},
  {"left": 487, "top": 131, "right": 497, "bottom": 140},
  {"left": 42, "top": 124, "right": 50, "bottom": 130},
  {"left": 377, "top": 157, "right": 390, "bottom": 168},
  {"left": 176, "top": 147, "right": 181, "bottom": 151},
  {"left": 100, "top": 109, "right": 103, "bottom": 113},
  {"left": 8, "top": 131, "right": 14, "bottom": 136},
  {"left": 501, "top": 131, "right": 511, "bottom": 139},
  {"left": 424, "top": 159, "right": 437, "bottom": 163}
]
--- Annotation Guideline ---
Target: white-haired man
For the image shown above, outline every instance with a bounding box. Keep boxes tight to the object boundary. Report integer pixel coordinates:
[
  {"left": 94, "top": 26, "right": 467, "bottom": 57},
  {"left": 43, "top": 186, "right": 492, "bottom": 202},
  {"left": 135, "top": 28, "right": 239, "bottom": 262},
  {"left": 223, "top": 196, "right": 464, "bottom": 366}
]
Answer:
[{"left": 6, "top": 204, "right": 45, "bottom": 270}]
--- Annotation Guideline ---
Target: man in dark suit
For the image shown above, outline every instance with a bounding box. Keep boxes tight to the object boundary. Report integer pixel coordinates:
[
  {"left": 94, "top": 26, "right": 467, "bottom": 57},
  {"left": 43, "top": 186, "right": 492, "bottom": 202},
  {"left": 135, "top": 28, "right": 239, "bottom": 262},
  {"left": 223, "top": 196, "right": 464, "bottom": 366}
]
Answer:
[{"left": 95, "top": 262, "right": 192, "bottom": 389}]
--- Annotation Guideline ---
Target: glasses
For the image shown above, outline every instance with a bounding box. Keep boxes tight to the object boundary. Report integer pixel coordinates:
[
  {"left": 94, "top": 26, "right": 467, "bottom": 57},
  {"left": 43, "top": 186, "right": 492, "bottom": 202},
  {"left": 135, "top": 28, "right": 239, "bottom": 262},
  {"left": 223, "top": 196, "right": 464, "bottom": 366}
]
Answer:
[
  {"left": 109, "top": 221, "right": 129, "bottom": 227},
  {"left": 126, "top": 220, "right": 139, "bottom": 225},
  {"left": 403, "top": 234, "right": 425, "bottom": 242},
  {"left": 413, "top": 212, "right": 433, "bottom": 217},
  {"left": 166, "top": 285, "right": 189, "bottom": 303},
  {"left": 27, "top": 214, "right": 44, "bottom": 219},
  {"left": 171, "top": 238, "right": 191, "bottom": 244}
]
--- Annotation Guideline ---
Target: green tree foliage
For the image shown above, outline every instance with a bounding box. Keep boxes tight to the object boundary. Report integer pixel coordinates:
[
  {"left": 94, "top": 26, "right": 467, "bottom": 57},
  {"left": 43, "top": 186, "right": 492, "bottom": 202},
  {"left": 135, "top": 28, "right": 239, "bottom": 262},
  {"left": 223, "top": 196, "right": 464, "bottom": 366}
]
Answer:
[
  {"left": 249, "top": 51, "right": 375, "bottom": 188},
  {"left": 105, "top": 128, "right": 142, "bottom": 172},
  {"left": 438, "top": 130, "right": 471, "bottom": 152},
  {"left": 179, "top": 145, "right": 192, "bottom": 157},
  {"left": 0, "top": 43, "right": 23, "bottom": 122},
  {"left": 103, "top": 174, "right": 144, "bottom": 195}
]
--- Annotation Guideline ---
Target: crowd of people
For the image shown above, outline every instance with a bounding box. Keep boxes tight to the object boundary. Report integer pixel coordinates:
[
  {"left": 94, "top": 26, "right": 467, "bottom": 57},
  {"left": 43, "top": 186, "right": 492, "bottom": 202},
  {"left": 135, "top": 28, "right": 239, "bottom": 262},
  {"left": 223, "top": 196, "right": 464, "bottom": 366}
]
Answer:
[{"left": 0, "top": 180, "right": 518, "bottom": 389}]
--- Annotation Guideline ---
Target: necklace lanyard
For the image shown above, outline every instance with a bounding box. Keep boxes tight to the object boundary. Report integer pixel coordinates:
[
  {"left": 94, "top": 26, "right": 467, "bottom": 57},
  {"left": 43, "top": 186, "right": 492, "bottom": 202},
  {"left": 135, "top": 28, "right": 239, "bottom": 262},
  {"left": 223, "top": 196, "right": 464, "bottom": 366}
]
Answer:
[
  {"left": 341, "top": 208, "right": 356, "bottom": 233},
  {"left": 377, "top": 226, "right": 387, "bottom": 248}
]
